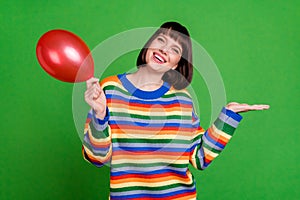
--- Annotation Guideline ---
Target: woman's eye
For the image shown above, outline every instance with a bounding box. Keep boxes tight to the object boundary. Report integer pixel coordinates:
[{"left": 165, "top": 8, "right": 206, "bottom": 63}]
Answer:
[
  {"left": 157, "top": 37, "right": 165, "bottom": 43},
  {"left": 171, "top": 48, "right": 180, "bottom": 54}
]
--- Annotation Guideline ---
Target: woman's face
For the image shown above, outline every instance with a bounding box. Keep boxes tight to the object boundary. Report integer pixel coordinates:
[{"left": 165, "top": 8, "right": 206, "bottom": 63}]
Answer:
[{"left": 145, "top": 33, "right": 182, "bottom": 73}]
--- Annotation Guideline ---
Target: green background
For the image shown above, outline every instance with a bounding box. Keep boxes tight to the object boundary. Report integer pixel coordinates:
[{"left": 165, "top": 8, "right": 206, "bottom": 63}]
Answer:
[{"left": 1, "top": 0, "right": 299, "bottom": 199}]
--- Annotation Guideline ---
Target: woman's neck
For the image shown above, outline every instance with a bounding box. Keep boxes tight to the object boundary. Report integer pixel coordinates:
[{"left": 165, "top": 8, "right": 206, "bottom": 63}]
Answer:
[{"left": 126, "top": 66, "right": 164, "bottom": 91}]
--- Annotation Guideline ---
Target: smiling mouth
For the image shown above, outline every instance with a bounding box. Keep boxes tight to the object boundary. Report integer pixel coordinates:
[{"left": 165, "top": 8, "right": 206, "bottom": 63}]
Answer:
[{"left": 152, "top": 53, "right": 166, "bottom": 64}]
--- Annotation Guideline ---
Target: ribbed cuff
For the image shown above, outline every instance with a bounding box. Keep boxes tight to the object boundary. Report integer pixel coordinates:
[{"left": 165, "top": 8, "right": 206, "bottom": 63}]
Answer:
[
  {"left": 91, "top": 107, "right": 110, "bottom": 131},
  {"left": 222, "top": 107, "right": 243, "bottom": 122}
]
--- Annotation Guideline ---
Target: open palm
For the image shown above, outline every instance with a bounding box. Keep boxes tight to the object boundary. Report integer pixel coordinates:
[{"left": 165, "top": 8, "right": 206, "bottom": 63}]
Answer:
[{"left": 226, "top": 102, "right": 270, "bottom": 113}]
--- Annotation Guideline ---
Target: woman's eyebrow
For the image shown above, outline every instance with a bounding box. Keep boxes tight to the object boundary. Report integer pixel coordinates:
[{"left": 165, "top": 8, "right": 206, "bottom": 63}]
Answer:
[{"left": 159, "top": 34, "right": 183, "bottom": 52}]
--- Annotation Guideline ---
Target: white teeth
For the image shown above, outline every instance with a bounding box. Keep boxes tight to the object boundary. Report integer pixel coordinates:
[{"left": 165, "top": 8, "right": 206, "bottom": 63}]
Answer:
[{"left": 154, "top": 54, "right": 165, "bottom": 62}]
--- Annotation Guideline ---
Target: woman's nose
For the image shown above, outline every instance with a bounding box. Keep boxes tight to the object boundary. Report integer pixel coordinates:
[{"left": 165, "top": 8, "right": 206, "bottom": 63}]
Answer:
[{"left": 159, "top": 46, "right": 168, "bottom": 55}]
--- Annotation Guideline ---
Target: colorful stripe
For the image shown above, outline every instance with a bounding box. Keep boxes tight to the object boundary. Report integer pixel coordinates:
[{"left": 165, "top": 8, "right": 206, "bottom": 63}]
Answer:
[{"left": 82, "top": 73, "right": 242, "bottom": 199}]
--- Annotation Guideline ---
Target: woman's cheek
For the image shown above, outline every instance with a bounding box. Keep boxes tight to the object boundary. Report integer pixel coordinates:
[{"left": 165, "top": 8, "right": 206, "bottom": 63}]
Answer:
[{"left": 171, "top": 55, "right": 181, "bottom": 65}]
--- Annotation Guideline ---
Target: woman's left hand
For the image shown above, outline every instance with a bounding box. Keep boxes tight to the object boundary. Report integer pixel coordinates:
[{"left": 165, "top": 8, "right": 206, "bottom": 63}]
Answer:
[{"left": 225, "top": 102, "right": 270, "bottom": 113}]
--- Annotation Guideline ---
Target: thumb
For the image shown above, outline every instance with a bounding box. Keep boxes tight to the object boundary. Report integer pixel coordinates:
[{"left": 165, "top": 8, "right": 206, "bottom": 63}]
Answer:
[{"left": 86, "top": 77, "right": 99, "bottom": 88}]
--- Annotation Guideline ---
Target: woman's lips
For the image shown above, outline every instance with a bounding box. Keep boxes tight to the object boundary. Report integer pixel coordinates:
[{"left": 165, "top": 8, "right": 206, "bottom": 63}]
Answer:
[{"left": 152, "top": 52, "right": 166, "bottom": 64}]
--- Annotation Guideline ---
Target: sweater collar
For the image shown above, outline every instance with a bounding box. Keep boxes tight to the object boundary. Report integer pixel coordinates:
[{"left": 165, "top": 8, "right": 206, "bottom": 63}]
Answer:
[{"left": 117, "top": 73, "right": 170, "bottom": 99}]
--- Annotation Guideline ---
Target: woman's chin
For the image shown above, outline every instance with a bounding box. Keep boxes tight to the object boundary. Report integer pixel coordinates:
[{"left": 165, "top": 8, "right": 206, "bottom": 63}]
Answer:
[{"left": 147, "top": 63, "right": 170, "bottom": 73}]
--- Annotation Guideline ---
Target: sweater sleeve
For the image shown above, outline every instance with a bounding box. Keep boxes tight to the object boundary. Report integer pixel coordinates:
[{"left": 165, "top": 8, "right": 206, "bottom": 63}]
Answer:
[
  {"left": 82, "top": 107, "right": 112, "bottom": 167},
  {"left": 189, "top": 107, "right": 243, "bottom": 170}
]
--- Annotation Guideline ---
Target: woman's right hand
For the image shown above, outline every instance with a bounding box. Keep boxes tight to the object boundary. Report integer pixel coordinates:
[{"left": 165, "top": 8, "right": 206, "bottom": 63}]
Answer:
[{"left": 84, "top": 77, "right": 107, "bottom": 120}]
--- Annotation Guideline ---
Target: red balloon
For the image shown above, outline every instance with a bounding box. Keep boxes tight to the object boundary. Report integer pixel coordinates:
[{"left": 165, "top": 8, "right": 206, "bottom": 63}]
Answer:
[{"left": 36, "top": 29, "right": 94, "bottom": 82}]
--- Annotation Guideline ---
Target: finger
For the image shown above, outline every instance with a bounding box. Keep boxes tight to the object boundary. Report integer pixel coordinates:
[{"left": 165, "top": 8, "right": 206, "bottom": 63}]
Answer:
[
  {"left": 85, "top": 85, "right": 100, "bottom": 98},
  {"left": 91, "top": 82, "right": 101, "bottom": 93},
  {"left": 257, "top": 105, "right": 270, "bottom": 110},
  {"left": 88, "top": 90, "right": 99, "bottom": 100},
  {"left": 93, "top": 83, "right": 101, "bottom": 90},
  {"left": 93, "top": 90, "right": 101, "bottom": 99},
  {"left": 230, "top": 102, "right": 239, "bottom": 104},
  {"left": 85, "top": 87, "right": 97, "bottom": 99},
  {"left": 257, "top": 104, "right": 270, "bottom": 109},
  {"left": 85, "top": 89, "right": 98, "bottom": 102},
  {"left": 86, "top": 77, "right": 99, "bottom": 89},
  {"left": 249, "top": 105, "right": 270, "bottom": 110},
  {"left": 92, "top": 85, "right": 101, "bottom": 96},
  {"left": 85, "top": 89, "right": 94, "bottom": 101},
  {"left": 263, "top": 105, "right": 270, "bottom": 109}
]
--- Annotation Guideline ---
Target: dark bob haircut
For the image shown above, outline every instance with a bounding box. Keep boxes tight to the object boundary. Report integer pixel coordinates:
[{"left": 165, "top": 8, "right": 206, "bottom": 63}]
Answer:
[{"left": 136, "top": 22, "right": 193, "bottom": 90}]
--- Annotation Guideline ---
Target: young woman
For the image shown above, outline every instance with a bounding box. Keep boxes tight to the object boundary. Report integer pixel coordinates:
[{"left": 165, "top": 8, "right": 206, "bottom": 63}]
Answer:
[{"left": 82, "top": 22, "right": 269, "bottom": 200}]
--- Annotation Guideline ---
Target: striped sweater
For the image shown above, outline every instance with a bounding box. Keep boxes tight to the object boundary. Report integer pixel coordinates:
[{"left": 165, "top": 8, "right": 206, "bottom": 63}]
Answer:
[{"left": 82, "top": 73, "right": 242, "bottom": 200}]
